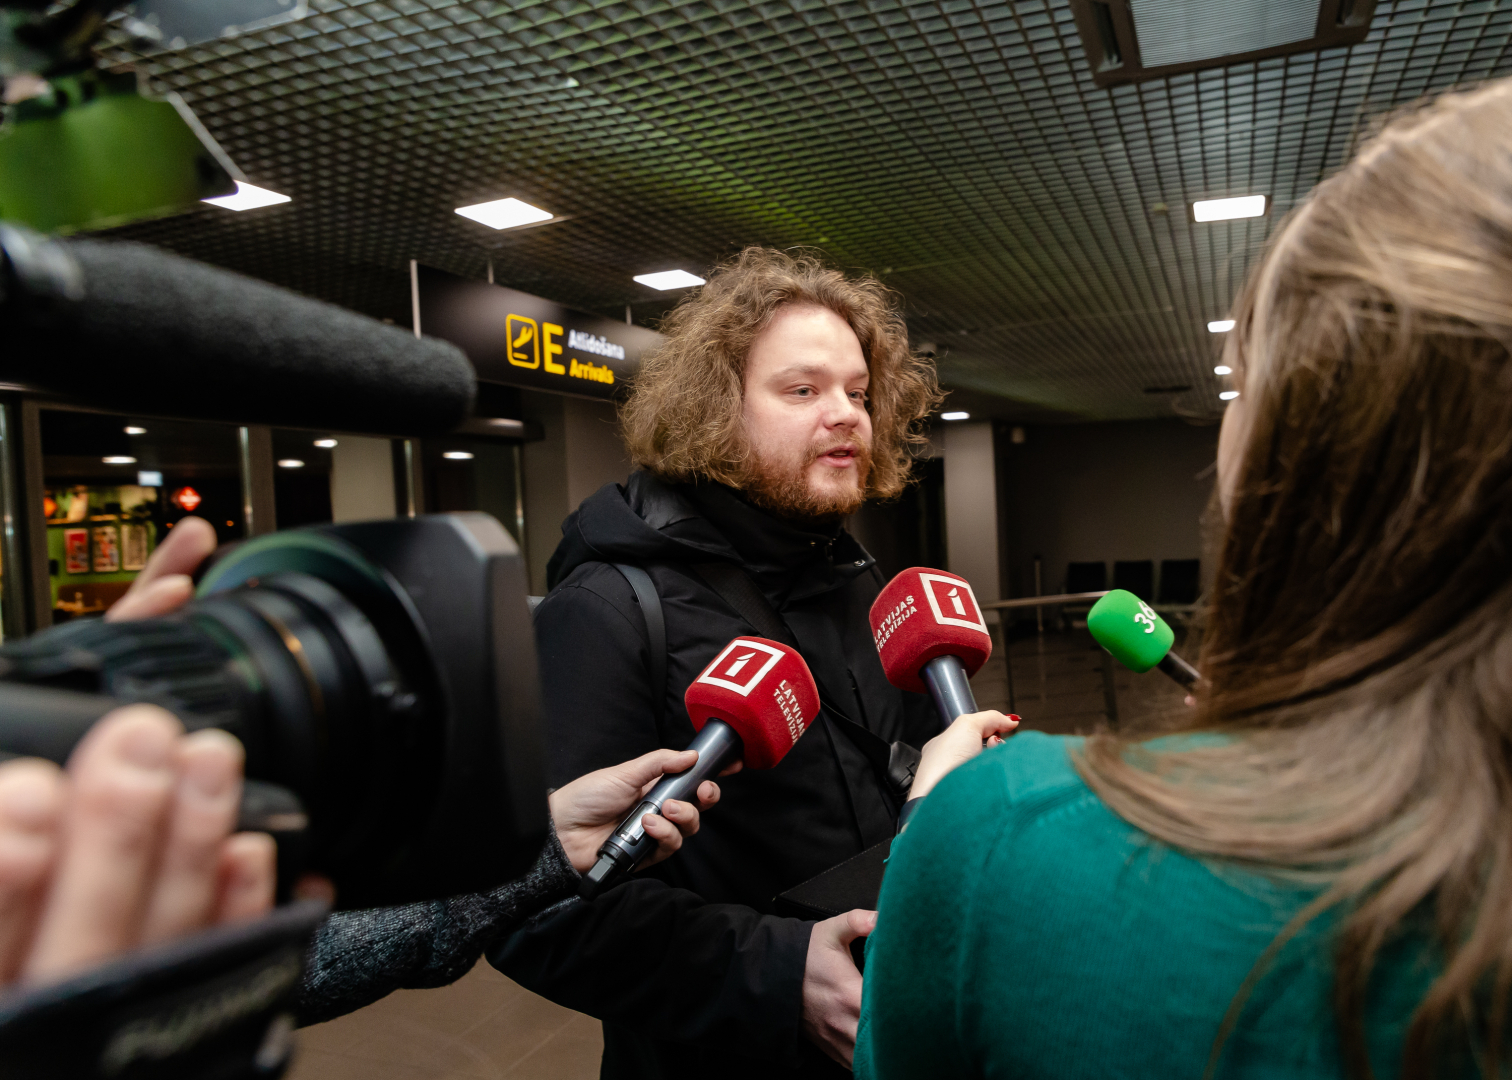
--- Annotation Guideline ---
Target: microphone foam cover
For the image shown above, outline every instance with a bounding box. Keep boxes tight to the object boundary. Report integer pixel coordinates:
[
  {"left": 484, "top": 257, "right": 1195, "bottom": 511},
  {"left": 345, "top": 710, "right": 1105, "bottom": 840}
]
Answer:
[
  {"left": 3, "top": 238, "right": 475, "bottom": 436},
  {"left": 869, "top": 567, "right": 993, "bottom": 694},
  {"left": 1087, "top": 590, "right": 1174, "bottom": 673},
  {"left": 685, "top": 638, "right": 819, "bottom": 771}
]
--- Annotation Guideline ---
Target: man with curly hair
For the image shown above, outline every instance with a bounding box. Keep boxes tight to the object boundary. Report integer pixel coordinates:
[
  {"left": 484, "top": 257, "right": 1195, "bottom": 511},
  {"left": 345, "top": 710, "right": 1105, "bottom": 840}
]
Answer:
[{"left": 491, "top": 247, "right": 944, "bottom": 1079}]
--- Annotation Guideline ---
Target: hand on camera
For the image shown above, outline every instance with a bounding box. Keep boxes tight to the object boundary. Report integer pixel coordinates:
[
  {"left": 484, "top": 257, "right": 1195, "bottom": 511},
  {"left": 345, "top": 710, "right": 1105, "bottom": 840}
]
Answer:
[
  {"left": 0, "top": 706, "right": 275, "bottom": 989},
  {"left": 910, "top": 709, "right": 1020, "bottom": 803},
  {"left": 548, "top": 750, "right": 739, "bottom": 873},
  {"left": 106, "top": 514, "right": 217, "bottom": 622},
  {"left": 802, "top": 907, "right": 875, "bottom": 1067}
]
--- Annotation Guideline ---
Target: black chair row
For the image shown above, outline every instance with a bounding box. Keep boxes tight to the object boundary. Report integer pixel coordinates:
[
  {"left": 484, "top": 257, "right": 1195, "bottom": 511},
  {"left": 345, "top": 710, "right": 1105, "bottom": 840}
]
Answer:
[{"left": 1064, "top": 559, "right": 1200, "bottom": 605}]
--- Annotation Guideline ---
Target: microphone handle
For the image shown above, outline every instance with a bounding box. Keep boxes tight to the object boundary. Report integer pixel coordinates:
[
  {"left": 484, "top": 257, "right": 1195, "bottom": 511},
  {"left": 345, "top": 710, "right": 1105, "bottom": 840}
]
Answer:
[
  {"left": 579, "top": 720, "right": 744, "bottom": 899},
  {"left": 1156, "top": 650, "right": 1200, "bottom": 689},
  {"left": 921, "top": 654, "right": 978, "bottom": 725}
]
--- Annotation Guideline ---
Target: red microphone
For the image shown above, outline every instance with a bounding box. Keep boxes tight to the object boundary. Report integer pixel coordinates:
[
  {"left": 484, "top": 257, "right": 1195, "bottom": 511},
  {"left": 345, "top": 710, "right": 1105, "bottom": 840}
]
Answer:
[
  {"left": 869, "top": 567, "right": 993, "bottom": 724},
  {"left": 579, "top": 637, "right": 820, "bottom": 898}
]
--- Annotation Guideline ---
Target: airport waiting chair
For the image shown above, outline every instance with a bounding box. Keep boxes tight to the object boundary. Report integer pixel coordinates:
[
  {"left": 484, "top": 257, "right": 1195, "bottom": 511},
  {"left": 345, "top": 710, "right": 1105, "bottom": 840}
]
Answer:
[
  {"left": 1112, "top": 560, "right": 1154, "bottom": 601},
  {"left": 1064, "top": 562, "right": 1107, "bottom": 594},
  {"left": 1061, "top": 562, "right": 1107, "bottom": 629},
  {"left": 1158, "top": 559, "right": 1201, "bottom": 606}
]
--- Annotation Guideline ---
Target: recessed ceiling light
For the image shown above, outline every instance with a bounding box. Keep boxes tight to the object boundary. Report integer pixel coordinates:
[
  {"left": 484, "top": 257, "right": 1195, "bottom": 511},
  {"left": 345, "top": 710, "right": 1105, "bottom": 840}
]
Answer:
[
  {"left": 633, "top": 270, "right": 706, "bottom": 291},
  {"left": 443, "top": 451, "right": 474, "bottom": 461},
  {"left": 454, "top": 198, "right": 553, "bottom": 230},
  {"left": 277, "top": 459, "right": 305, "bottom": 468},
  {"left": 941, "top": 411, "right": 971, "bottom": 421},
  {"left": 1220, "top": 390, "right": 1240, "bottom": 401},
  {"left": 124, "top": 425, "right": 147, "bottom": 435},
  {"left": 202, "top": 182, "right": 291, "bottom": 212},
  {"left": 103, "top": 456, "right": 136, "bottom": 465},
  {"left": 1214, "top": 364, "right": 1233, "bottom": 375},
  {"left": 313, "top": 438, "right": 338, "bottom": 448},
  {"left": 1207, "top": 319, "right": 1235, "bottom": 333},
  {"left": 1192, "top": 195, "right": 1267, "bottom": 222}
]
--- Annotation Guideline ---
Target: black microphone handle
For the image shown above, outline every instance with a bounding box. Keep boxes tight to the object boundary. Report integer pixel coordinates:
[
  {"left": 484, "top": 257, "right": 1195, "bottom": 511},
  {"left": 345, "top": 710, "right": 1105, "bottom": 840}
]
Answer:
[
  {"left": 920, "top": 654, "right": 978, "bottom": 725},
  {"left": 1156, "top": 650, "right": 1201, "bottom": 689},
  {"left": 579, "top": 720, "right": 744, "bottom": 899}
]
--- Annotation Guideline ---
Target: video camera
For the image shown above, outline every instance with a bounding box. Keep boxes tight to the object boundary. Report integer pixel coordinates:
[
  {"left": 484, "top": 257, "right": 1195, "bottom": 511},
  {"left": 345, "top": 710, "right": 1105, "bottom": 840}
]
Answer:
[
  {"left": 0, "top": 515, "right": 548, "bottom": 909},
  {"left": 0, "top": 212, "right": 544, "bottom": 1075}
]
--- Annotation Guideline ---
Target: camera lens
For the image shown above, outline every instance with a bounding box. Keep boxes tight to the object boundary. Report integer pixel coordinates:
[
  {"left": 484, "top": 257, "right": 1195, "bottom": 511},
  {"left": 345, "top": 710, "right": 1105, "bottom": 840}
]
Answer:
[
  {"left": 0, "top": 515, "right": 546, "bottom": 908},
  {"left": 0, "top": 530, "right": 444, "bottom": 902}
]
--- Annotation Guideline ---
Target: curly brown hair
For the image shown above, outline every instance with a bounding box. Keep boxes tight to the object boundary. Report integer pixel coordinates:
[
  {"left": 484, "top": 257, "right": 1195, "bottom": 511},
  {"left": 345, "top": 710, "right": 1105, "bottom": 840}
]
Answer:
[{"left": 621, "top": 247, "right": 941, "bottom": 500}]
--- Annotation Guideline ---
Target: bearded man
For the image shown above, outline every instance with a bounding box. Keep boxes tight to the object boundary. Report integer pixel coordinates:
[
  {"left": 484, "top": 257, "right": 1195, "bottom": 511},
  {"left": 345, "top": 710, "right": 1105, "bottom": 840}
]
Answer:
[{"left": 491, "top": 247, "right": 943, "bottom": 1079}]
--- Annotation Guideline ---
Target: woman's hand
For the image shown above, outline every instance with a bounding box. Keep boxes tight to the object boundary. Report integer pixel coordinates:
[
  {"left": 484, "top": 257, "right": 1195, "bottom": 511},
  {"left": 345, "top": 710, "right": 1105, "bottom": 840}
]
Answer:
[
  {"left": 548, "top": 750, "right": 739, "bottom": 873},
  {"left": 106, "top": 516, "right": 217, "bottom": 622},
  {"left": 0, "top": 706, "right": 276, "bottom": 989},
  {"left": 910, "top": 710, "right": 1020, "bottom": 803}
]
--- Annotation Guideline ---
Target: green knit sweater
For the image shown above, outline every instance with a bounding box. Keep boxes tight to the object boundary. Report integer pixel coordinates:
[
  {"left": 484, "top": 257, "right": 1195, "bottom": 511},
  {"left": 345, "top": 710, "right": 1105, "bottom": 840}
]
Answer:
[{"left": 855, "top": 732, "right": 1444, "bottom": 1080}]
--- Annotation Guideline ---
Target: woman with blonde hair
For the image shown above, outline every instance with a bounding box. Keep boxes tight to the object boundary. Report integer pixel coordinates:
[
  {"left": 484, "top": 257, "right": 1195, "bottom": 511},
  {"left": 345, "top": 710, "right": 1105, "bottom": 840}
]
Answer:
[{"left": 858, "top": 77, "right": 1512, "bottom": 1079}]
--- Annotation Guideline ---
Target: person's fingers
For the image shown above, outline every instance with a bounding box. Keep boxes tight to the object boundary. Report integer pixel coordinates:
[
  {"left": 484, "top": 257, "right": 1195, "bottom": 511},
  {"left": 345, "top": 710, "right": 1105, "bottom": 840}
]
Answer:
[
  {"left": 624, "top": 748, "right": 699, "bottom": 798},
  {"left": 105, "top": 516, "right": 216, "bottom": 623},
  {"left": 291, "top": 873, "right": 336, "bottom": 907},
  {"left": 825, "top": 908, "right": 877, "bottom": 947},
  {"left": 717, "top": 760, "right": 744, "bottom": 776},
  {"left": 0, "top": 759, "right": 64, "bottom": 983},
  {"left": 694, "top": 780, "right": 721, "bottom": 810},
  {"left": 213, "top": 833, "right": 277, "bottom": 924},
  {"left": 660, "top": 798, "right": 701, "bottom": 838},
  {"left": 961, "top": 710, "right": 1020, "bottom": 739},
  {"left": 637, "top": 813, "right": 684, "bottom": 866},
  {"left": 105, "top": 574, "right": 194, "bottom": 622},
  {"left": 138, "top": 729, "right": 245, "bottom": 945},
  {"left": 21, "top": 706, "right": 181, "bottom": 984}
]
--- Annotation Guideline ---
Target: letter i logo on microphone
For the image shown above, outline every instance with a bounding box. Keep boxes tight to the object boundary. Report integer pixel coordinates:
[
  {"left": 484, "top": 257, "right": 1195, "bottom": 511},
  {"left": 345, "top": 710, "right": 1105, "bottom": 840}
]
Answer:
[
  {"left": 697, "top": 639, "right": 786, "bottom": 696},
  {"left": 919, "top": 573, "right": 988, "bottom": 634}
]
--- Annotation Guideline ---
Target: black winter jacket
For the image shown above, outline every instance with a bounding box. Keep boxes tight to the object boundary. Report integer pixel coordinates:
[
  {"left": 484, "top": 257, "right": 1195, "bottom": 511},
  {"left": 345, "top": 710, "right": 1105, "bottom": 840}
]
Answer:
[{"left": 489, "top": 472, "right": 939, "bottom": 1080}]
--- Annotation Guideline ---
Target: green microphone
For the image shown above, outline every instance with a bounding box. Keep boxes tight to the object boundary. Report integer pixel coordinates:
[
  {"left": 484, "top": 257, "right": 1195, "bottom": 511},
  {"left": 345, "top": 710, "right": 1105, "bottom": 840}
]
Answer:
[{"left": 1087, "top": 590, "right": 1200, "bottom": 688}]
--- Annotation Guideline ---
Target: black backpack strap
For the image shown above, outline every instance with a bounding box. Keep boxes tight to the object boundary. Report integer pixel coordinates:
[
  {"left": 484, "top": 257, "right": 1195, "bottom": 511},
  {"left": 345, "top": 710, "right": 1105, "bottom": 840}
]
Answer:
[
  {"left": 691, "top": 562, "right": 918, "bottom": 803},
  {"left": 612, "top": 564, "right": 667, "bottom": 726}
]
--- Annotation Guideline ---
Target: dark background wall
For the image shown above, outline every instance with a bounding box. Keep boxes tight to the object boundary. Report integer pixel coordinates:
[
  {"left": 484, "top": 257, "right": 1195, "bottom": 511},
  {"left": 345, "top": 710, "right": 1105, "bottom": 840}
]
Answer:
[{"left": 997, "top": 419, "right": 1220, "bottom": 602}]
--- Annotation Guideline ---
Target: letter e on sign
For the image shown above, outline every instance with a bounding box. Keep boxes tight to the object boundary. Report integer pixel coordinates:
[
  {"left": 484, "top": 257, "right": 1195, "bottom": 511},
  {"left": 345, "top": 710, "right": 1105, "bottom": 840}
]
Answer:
[
  {"left": 543, "top": 322, "right": 566, "bottom": 374},
  {"left": 506, "top": 315, "right": 540, "bottom": 369}
]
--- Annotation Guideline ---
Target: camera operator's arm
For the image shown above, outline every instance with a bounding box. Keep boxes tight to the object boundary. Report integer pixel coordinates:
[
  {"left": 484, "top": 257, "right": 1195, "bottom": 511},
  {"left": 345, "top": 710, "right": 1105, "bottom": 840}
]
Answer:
[
  {"left": 0, "top": 706, "right": 274, "bottom": 989},
  {"left": 295, "top": 748, "right": 723, "bottom": 1025}
]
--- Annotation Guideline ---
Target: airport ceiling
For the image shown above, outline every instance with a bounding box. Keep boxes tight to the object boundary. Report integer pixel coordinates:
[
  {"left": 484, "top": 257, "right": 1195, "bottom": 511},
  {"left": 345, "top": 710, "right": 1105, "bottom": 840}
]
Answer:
[{"left": 101, "top": 0, "right": 1512, "bottom": 423}]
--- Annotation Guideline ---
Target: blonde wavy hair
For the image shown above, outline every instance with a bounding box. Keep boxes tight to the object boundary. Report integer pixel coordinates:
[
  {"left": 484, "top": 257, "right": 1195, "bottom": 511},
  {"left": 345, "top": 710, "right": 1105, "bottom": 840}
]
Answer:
[
  {"left": 620, "top": 247, "right": 941, "bottom": 499},
  {"left": 1077, "top": 78, "right": 1512, "bottom": 1078}
]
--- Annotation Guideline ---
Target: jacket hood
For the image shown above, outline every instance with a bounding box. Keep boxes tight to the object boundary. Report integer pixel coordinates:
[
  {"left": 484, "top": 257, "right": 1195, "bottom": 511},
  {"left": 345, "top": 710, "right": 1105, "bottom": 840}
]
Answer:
[{"left": 546, "top": 471, "right": 874, "bottom": 598}]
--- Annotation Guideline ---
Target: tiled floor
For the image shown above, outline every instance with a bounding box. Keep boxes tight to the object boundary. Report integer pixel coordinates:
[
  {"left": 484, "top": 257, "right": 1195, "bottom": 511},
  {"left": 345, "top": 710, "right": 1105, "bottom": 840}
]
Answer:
[{"left": 286, "top": 961, "right": 602, "bottom": 1080}]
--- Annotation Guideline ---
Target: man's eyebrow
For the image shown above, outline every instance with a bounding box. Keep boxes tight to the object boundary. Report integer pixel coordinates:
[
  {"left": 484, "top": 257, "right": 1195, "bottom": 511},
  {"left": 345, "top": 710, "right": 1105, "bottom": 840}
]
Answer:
[{"left": 768, "top": 362, "right": 868, "bottom": 381}]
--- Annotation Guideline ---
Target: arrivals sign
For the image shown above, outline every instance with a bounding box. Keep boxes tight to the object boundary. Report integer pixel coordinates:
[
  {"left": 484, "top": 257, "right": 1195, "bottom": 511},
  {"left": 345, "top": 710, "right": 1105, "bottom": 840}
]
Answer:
[{"left": 412, "top": 264, "right": 662, "bottom": 401}]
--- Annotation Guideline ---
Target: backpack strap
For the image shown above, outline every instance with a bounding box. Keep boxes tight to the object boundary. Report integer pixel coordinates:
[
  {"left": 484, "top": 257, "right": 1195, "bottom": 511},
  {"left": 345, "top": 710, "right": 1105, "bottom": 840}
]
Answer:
[
  {"left": 612, "top": 564, "right": 667, "bottom": 727},
  {"left": 691, "top": 562, "right": 918, "bottom": 803}
]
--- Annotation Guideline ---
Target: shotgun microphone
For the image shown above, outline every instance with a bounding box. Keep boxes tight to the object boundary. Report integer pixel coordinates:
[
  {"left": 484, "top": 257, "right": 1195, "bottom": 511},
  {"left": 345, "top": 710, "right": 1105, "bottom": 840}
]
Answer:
[
  {"left": 0, "top": 226, "right": 475, "bottom": 436},
  {"left": 1087, "top": 589, "right": 1200, "bottom": 688},
  {"left": 869, "top": 567, "right": 994, "bottom": 724},
  {"left": 579, "top": 637, "right": 819, "bottom": 899}
]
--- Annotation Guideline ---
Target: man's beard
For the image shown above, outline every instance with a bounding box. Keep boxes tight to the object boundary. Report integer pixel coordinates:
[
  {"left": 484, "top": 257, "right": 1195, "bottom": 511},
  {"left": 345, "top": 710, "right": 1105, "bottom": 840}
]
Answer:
[{"left": 738, "top": 435, "right": 872, "bottom": 522}]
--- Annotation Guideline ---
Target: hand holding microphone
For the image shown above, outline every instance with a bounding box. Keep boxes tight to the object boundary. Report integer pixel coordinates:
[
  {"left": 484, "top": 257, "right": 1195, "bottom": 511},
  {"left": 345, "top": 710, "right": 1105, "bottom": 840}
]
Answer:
[{"left": 579, "top": 637, "right": 820, "bottom": 899}]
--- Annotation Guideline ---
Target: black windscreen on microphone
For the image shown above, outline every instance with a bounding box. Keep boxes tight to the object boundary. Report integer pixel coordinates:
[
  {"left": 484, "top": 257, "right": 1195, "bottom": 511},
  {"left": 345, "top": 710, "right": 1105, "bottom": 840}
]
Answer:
[{"left": 0, "top": 230, "right": 475, "bottom": 436}]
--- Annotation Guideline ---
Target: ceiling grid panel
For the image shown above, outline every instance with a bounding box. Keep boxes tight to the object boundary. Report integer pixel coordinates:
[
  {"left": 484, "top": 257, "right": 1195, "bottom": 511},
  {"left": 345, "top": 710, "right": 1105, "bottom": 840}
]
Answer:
[{"left": 91, "top": 0, "right": 1512, "bottom": 420}]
